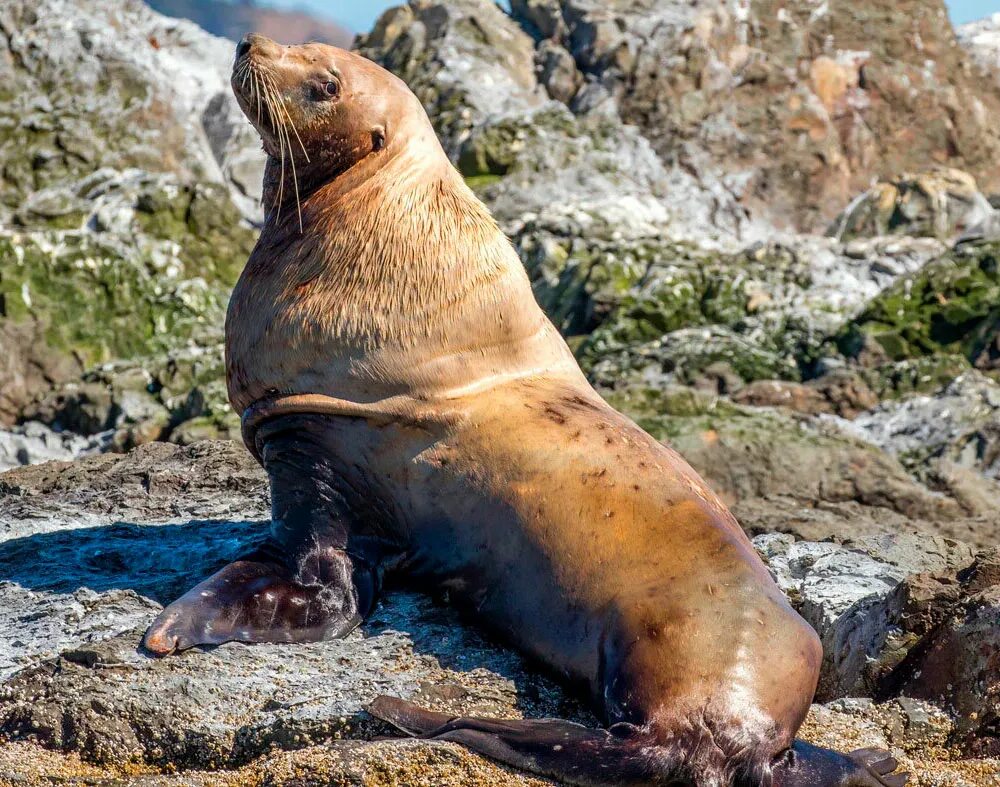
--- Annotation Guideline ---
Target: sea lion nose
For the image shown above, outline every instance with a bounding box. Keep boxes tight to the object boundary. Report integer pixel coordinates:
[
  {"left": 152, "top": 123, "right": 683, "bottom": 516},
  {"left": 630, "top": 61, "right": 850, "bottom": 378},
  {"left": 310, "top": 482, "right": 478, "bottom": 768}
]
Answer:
[{"left": 236, "top": 32, "right": 267, "bottom": 59}]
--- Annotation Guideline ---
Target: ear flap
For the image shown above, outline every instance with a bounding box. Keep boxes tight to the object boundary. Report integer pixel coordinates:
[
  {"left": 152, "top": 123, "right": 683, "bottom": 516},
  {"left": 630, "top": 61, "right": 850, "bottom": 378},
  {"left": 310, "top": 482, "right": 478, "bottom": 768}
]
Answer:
[{"left": 368, "top": 696, "right": 684, "bottom": 787}]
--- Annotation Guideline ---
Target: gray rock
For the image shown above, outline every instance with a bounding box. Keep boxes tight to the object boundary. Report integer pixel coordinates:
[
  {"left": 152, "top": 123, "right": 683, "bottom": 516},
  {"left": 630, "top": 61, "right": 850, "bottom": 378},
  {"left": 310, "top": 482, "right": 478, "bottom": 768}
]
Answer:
[
  {"left": 0, "top": 0, "right": 263, "bottom": 222},
  {"left": 0, "top": 422, "right": 109, "bottom": 472},
  {"left": 829, "top": 168, "right": 999, "bottom": 243},
  {"left": 754, "top": 532, "right": 979, "bottom": 702},
  {"left": 847, "top": 372, "right": 1000, "bottom": 480},
  {"left": 958, "top": 13, "right": 1000, "bottom": 85}
]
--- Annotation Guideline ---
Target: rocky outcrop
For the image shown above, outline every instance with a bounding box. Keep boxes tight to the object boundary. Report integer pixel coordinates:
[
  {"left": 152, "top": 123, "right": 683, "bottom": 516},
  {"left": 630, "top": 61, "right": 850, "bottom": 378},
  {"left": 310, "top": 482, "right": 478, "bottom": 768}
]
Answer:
[
  {"left": 958, "top": 13, "right": 1000, "bottom": 86},
  {"left": 838, "top": 242, "right": 1000, "bottom": 373},
  {"left": 829, "top": 168, "right": 1000, "bottom": 243},
  {"left": 0, "top": 441, "right": 997, "bottom": 782},
  {"left": 848, "top": 372, "right": 1000, "bottom": 481},
  {"left": 0, "top": 422, "right": 108, "bottom": 472},
  {"left": 498, "top": 0, "right": 1000, "bottom": 234},
  {"left": 0, "top": 0, "right": 262, "bottom": 431},
  {"left": 0, "top": 0, "right": 263, "bottom": 220},
  {"left": 0, "top": 170, "right": 254, "bottom": 428}
]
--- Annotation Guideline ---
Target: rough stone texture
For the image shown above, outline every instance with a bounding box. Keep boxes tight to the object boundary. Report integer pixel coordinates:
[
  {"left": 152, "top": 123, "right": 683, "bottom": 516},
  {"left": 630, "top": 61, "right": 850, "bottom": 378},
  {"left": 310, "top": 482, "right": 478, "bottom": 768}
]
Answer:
[
  {"left": 0, "top": 0, "right": 264, "bottom": 219},
  {"left": 758, "top": 535, "right": 1000, "bottom": 750},
  {"left": 0, "top": 441, "right": 997, "bottom": 783},
  {"left": 839, "top": 242, "right": 1000, "bottom": 373},
  {"left": 829, "top": 168, "right": 999, "bottom": 243},
  {"left": 499, "top": 0, "right": 1000, "bottom": 234},
  {"left": 0, "top": 422, "right": 109, "bottom": 472},
  {"left": 0, "top": 0, "right": 261, "bottom": 429},
  {"left": 958, "top": 13, "right": 1000, "bottom": 86},
  {"left": 848, "top": 372, "right": 1000, "bottom": 481}
]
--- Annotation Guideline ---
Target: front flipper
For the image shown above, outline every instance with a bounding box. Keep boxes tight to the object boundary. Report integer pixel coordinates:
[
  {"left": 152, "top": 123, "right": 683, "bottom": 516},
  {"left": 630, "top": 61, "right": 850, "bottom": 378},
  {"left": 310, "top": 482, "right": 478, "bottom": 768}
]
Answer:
[
  {"left": 368, "top": 696, "right": 676, "bottom": 787},
  {"left": 773, "top": 741, "right": 909, "bottom": 787},
  {"left": 143, "top": 414, "right": 388, "bottom": 655},
  {"left": 142, "top": 544, "right": 376, "bottom": 654}
]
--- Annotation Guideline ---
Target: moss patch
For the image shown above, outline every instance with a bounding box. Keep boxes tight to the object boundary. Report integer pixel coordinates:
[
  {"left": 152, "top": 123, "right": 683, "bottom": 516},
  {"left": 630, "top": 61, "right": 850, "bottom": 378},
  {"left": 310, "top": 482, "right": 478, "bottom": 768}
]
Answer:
[{"left": 839, "top": 242, "right": 1000, "bottom": 364}]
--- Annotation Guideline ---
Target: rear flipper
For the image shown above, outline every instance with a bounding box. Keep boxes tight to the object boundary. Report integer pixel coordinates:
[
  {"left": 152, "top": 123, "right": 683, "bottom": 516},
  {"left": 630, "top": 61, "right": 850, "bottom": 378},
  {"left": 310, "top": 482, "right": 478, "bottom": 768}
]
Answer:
[
  {"left": 369, "top": 697, "right": 909, "bottom": 787},
  {"left": 369, "top": 696, "right": 676, "bottom": 786},
  {"left": 773, "top": 741, "right": 909, "bottom": 787}
]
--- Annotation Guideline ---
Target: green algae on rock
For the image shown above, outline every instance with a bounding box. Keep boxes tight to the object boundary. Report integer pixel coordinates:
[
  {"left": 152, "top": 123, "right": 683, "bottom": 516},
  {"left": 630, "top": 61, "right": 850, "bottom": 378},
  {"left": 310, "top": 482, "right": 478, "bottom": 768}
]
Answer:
[
  {"left": 839, "top": 242, "right": 1000, "bottom": 370},
  {"left": 0, "top": 171, "right": 255, "bottom": 426}
]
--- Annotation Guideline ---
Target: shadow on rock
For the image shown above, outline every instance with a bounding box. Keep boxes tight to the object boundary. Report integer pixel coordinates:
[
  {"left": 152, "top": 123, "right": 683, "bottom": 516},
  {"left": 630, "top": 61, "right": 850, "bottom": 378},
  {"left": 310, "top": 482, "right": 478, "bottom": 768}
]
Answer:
[{"left": 0, "top": 519, "right": 265, "bottom": 605}]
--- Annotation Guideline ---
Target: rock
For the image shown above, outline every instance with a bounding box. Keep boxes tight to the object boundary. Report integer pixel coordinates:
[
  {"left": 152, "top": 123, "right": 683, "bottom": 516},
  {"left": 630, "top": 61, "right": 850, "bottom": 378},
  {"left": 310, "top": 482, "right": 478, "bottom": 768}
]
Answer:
[
  {"left": 0, "top": 0, "right": 264, "bottom": 221},
  {"left": 839, "top": 241, "right": 1000, "bottom": 370},
  {"left": 733, "top": 380, "right": 834, "bottom": 416},
  {"left": 553, "top": 0, "right": 1000, "bottom": 232},
  {"left": 510, "top": 0, "right": 566, "bottom": 40},
  {"left": 535, "top": 40, "right": 581, "bottom": 103},
  {"left": 886, "top": 563, "right": 1000, "bottom": 754},
  {"left": 0, "top": 169, "right": 254, "bottom": 427},
  {"left": 356, "top": 0, "right": 544, "bottom": 162},
  {"left": 0, "top": 0, "right": 261, "bottom": 425},
  {"left": 0, "top": 422, "right": 109, "bottom": 472},
  {"left": 758, "top": 531, "right": 1000, "bottom": 753},
  {"left": 0, "top": 441, "right": 595, "bottom": 772},
  {"left": 958, "top": 13, "right": 1000, "bottom": 85},
  {"left": 829, "top": 168, "right": 999, "bottom": 243},
  {"left": 847, "top": 371, "right": 1000, "bottom": 480},
  {"left": 552, "top": 234, "right": 944, "bottom": 390},
  {"left": 0, "top": 440, "right": 996, "bottom": 782},
  {"left": 753, "top": 533, "right": 976, "bottom": 699},
  {"left": 0, "top": 321, "right": 82, "bottom": 427}
]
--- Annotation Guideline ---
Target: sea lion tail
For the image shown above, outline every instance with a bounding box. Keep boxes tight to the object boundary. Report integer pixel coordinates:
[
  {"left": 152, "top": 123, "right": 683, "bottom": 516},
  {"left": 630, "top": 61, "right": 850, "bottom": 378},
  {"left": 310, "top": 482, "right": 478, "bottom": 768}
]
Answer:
[{"left": 370, "top": 696, "right": 711, "bottom": 786}]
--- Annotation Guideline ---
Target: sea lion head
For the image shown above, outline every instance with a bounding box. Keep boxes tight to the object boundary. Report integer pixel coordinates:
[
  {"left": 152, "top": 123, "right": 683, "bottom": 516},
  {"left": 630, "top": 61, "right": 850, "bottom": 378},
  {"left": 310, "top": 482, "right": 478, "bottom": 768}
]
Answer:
[{"left": 231, "top": 33, "right": 425, "bottom": 218}]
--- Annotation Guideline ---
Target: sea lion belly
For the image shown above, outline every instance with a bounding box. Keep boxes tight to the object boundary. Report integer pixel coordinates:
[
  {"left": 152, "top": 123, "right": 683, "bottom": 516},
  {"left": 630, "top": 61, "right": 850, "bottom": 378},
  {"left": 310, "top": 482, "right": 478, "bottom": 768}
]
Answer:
[{"left": 360, "top": 376, "right": 811, "bottom": 724}]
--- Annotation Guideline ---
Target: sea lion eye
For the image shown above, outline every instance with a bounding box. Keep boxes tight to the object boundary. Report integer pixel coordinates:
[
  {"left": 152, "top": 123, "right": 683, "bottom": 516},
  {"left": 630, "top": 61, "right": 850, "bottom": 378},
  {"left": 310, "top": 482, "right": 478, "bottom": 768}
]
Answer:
[{"left": 324, "top": 80, "right": 339, "bottom": 97}]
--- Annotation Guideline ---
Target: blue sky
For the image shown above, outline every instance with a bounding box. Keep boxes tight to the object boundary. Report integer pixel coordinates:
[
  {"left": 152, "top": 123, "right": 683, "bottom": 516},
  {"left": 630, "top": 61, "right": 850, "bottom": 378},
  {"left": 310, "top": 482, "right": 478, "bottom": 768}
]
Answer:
[{"left": 267, "top": 0, "right": 999, "bottom": 33}]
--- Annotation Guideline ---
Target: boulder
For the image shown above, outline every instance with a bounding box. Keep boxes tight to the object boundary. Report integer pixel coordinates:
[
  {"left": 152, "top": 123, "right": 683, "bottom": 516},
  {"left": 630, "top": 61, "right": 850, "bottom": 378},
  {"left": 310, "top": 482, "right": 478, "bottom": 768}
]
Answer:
[
  {"left": 0, "top": 0, "right": 264, "bottom": 220},
  {"left": 848, "top": 371, "right": 1000, "bottom": 480},
  {"left": 839, "top": 241, "right": 1000, "bottom": 371},
  {"left": 829, "top": 168, "right": 999, "bottom": 242},
  {"left": 0, "top": 422, "right": 108, "bottom": 472}
]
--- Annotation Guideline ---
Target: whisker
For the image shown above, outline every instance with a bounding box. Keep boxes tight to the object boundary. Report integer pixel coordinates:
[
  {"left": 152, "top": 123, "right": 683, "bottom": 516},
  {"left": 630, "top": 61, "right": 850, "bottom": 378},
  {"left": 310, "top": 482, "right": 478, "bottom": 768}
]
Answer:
[
  {"left": 252, "top": 71, "right": 262, "bottom": 126},
  {"left": 268, "top": 72, "right": 311, "bottom": 164},
  {"left": 261, "top": 82, "right": 286, "bottom": 222},
  {"left": 262, "top": 74, "right": 305, "bottom": 231}
]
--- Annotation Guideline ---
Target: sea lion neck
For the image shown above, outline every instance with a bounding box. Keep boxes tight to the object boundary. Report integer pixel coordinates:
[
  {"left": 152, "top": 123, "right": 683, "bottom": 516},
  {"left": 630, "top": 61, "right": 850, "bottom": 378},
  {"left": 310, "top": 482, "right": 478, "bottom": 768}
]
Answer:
[
  {"left": 226, "top": 127, "right": 582, "bottom": 413},
  {"left": 259, "top": 108, "right": 439, "bottom": 238}
]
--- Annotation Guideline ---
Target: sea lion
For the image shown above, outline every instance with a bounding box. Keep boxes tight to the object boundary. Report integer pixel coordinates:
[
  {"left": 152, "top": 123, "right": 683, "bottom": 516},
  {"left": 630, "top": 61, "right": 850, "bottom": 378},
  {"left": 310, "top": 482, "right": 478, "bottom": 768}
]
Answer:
[{"left": 142, "top": 33, "right": 908, "bottom": 787}]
